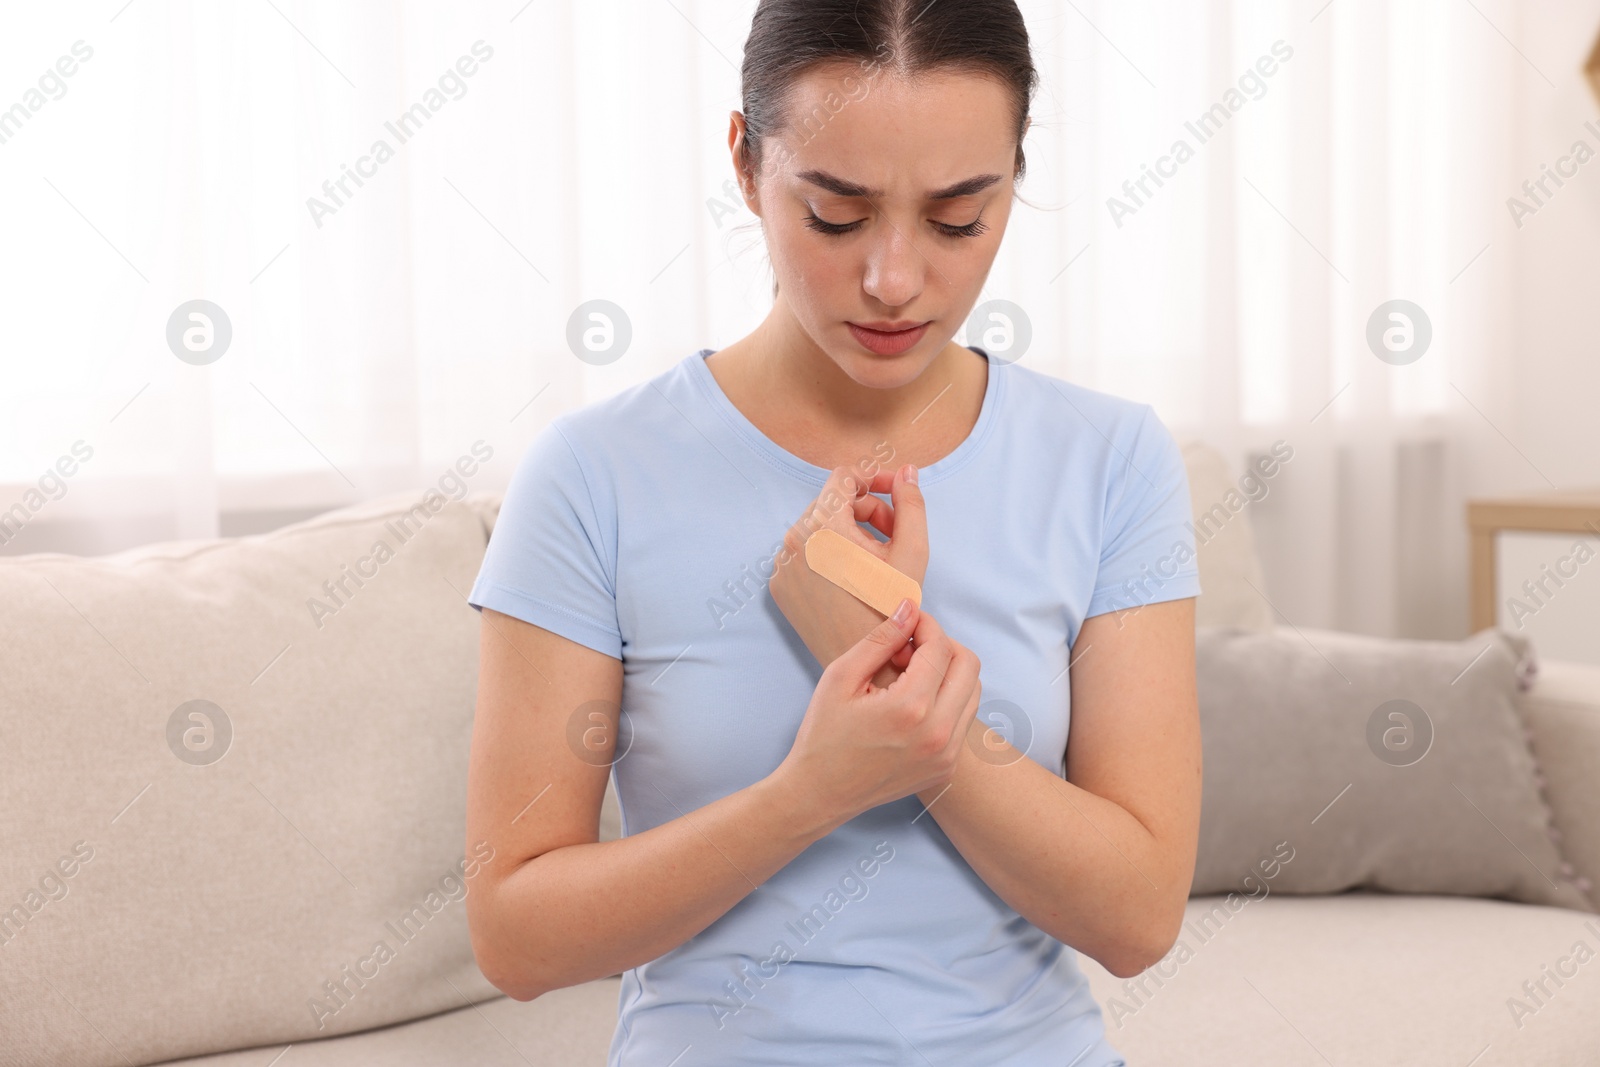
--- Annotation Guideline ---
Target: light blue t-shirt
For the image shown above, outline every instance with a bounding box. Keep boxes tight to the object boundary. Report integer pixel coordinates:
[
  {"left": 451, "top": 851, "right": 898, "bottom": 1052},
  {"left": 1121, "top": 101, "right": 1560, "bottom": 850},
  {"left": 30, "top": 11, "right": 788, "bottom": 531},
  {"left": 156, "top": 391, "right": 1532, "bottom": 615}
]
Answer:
[{"left": 468, "top": 346, "right": 1200, "bottom": 1067}]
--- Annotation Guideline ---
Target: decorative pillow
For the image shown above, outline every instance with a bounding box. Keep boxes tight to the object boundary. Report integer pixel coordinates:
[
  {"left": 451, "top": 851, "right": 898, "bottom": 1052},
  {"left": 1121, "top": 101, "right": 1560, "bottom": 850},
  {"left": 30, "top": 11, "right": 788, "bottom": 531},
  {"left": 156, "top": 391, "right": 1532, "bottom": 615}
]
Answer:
[
  {"left": 1191, "top": 624, "right": 1594, "bottom": 912},
  {"left": 0, "top": 494, "right": 504, "bottom": 1065}
]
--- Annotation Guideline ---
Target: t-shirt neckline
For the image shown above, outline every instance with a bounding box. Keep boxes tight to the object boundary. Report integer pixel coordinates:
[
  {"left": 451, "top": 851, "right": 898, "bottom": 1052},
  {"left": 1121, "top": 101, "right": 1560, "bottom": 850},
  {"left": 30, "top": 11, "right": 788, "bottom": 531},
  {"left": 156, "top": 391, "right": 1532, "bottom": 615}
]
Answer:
[{"left": 686, "top": 346, "right": 1004, "bottom": 487}]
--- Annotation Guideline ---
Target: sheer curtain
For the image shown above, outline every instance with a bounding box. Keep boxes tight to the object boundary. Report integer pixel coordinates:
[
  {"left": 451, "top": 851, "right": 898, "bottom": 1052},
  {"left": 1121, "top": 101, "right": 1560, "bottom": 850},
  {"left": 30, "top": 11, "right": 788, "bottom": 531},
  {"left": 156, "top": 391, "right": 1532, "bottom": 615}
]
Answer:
[{"left": 0, "top": 0, "right": 1534, "bottom": 638}]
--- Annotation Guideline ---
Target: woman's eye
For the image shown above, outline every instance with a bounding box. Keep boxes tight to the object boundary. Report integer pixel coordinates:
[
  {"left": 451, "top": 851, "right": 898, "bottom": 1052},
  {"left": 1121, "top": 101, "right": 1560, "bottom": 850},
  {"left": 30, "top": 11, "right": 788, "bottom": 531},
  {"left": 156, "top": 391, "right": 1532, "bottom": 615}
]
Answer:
[
  {"left": 933, "top": 217, "right": 988, "bottom": 239},
  {"left": 802, "top": 211, "right": 989, "bottom": 239},
  {"left": 803, "top": 212, "right": 863, "bottom": 236}
]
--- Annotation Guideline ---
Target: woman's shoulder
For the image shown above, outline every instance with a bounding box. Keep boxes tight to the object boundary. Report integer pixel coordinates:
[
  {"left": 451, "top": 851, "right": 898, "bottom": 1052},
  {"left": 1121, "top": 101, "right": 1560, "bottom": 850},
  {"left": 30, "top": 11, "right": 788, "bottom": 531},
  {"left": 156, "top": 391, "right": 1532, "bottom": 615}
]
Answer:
[
  {"left": 512, "top": 353, "right": 704, "bottom": 474},
  {"left": 999, "top": 362, "right": 1172, "bottom": 456}
]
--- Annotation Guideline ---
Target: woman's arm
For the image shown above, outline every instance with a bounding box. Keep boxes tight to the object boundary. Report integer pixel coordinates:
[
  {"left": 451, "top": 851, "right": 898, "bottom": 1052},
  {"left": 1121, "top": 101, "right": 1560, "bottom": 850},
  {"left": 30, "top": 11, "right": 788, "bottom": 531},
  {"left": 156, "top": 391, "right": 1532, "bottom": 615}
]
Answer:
[
  {"left": 911, "top": 597, "right": 1201, "bottom": 979},
  {"left": 463, "top": 608, "right": 847, "bottom": 1001}
]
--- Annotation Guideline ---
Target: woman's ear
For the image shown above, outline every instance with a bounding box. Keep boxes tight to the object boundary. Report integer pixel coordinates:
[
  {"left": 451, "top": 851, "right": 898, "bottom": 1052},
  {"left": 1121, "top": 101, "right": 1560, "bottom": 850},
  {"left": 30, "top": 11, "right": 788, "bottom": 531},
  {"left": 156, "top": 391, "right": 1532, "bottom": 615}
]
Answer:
[
  {"left": 1016, "top": 117, "right": 1032, "bottom": 181},
  {"left": 727, "top": 111, "right": 760, "bottom": 214}
]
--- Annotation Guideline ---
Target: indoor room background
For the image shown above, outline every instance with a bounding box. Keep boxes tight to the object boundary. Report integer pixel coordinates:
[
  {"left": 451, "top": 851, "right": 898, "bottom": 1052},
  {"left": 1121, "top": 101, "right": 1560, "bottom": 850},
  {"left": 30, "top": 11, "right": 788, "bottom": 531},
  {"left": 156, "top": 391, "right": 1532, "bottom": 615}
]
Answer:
[{"left": 2, "top": 0, "right": 1597, "bottom": 656}]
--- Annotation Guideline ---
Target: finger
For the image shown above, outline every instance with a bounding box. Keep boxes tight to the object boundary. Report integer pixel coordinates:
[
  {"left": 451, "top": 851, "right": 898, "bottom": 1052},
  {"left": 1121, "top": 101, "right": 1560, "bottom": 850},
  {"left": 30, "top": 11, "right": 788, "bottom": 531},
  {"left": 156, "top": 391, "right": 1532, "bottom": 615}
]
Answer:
[
  {"left": 852, "top": 489, "right": 895, "bottom": 540},
  {"left": 854, "top": 463, "right": 913, "bottom": 540},
  {"left": 880, "top": 606, "right": 956, "bottom": 710},
  {"left": 814, "top": 466, "right": 894, "bottom": 553},
  {"left": 863, "top": 466, "right": 900, "bottom": 495},
  {"left": 822, "top": 467, "right": 882, "bottom": 537},
  {"left": 930, "top": 646, "right": 983, "bottom": 766},
  {"left": 934, "top": 659, "right": 985, "bottom": 767},
  {"left": 885, "top": 464, "right": 928, "bottom": 578},
  {"left": 781, "top": 467, "right": 865, "bottom": 565},
  {"left": 836, "top": 467, "right": 899, "bottom": 547},
  {"left": 827, "top": 597, "right": 919, "bottom": 687}
]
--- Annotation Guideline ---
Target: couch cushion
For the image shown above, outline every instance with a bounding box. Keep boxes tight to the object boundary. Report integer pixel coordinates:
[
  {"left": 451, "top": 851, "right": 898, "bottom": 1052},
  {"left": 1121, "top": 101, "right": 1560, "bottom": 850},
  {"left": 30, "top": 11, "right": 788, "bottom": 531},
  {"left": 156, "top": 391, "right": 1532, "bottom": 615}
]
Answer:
[
  {"left": 152, "top": 894, "right": 1600, "bottom": 1067},
  {"left": 1081, "top": 892, "right": 1600, "bottom": 1066},
  {"left": 1178, "top": 440, "right": 1276, "bottom": 632},
  {"left": 0, "top": 493, "right": 506, "bottom": 1064},
  {"left": 148, "top": 978, "right": 622, "bottom": 1066},
  {"left": 1191, "top": 624, "right": 1593, "bottom": 912},
  {"left": 1521, "top": 657, "right": 1600, "bottom": 905}
]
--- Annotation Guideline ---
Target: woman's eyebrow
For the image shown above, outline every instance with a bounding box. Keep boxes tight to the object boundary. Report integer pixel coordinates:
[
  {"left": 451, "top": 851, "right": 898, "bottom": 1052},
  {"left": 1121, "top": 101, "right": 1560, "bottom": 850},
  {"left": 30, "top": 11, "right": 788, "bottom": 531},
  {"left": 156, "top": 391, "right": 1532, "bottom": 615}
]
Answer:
[{"left": 797, "top": 169, "right": 1003, "bottom": 200}]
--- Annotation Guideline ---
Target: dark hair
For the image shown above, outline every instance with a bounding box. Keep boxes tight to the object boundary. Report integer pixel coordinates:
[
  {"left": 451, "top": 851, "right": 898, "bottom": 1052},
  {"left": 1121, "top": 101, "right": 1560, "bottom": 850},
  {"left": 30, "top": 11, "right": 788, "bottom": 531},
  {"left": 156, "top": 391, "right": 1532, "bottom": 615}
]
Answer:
[{"left": 739, "top": 0, "right": 1038, "bottom": 297}]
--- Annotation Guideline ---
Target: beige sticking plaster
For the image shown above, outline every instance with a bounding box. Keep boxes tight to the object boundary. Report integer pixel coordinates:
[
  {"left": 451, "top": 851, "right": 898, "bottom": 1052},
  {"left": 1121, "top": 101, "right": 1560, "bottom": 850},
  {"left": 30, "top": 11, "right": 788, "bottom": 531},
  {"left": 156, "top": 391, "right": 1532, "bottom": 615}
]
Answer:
[{"left": 804, "top": 528, "right": 922, "bottom": 618}]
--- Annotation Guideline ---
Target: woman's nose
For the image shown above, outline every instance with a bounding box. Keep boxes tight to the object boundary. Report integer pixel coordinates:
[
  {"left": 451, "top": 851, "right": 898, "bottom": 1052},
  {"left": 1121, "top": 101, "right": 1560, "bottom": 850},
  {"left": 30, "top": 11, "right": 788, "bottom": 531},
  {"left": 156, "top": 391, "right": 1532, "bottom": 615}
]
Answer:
[{"left": 861, "top": 220, "right": 928, "bottom": 307}]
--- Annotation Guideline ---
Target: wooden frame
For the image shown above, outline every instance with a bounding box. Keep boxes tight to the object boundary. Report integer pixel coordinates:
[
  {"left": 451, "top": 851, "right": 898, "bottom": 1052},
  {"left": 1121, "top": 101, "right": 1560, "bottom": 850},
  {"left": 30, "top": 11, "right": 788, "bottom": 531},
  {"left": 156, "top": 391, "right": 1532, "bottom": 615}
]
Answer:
[{"left": 1467, "top": 489, "right": 1600, "bottom": 631}]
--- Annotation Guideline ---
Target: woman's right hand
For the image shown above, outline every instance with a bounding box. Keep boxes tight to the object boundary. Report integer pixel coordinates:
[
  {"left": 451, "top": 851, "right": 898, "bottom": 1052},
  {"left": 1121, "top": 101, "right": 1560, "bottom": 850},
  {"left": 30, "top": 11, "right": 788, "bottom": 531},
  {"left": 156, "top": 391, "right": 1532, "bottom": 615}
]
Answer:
[
  {"left": 767, "top": 463, "right": 928, "bottom": 681},
  {"left": 773, "top": 596, "right": 983, "bottom": 825}
]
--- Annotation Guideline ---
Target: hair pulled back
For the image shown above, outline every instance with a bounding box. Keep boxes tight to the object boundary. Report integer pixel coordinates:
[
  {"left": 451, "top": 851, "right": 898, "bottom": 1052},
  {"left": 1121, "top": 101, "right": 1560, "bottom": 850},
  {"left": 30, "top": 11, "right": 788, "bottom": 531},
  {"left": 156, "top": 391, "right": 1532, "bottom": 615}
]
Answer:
[{"left": 738, "top": 0, "right": 1038, "bottom": 296}]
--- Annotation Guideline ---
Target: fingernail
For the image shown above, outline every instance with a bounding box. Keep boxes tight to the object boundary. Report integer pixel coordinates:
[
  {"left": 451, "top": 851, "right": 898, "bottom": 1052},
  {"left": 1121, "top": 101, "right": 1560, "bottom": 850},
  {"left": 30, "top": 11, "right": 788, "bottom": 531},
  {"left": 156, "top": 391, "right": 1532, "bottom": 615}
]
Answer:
[
  {"left": 905, "top": 463, "right": 918, "bottom": 486},
  {"left": 892, "top": 597, "right": 913, "bottom": 627}
]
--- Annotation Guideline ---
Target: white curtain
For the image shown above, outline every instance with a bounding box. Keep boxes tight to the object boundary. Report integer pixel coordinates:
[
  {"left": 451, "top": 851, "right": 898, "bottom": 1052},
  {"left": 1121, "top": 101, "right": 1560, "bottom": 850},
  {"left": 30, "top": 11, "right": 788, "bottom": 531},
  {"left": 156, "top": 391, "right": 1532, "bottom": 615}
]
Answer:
[{"left": 0, "top": 0, "right": 1540, "bottom": 638}]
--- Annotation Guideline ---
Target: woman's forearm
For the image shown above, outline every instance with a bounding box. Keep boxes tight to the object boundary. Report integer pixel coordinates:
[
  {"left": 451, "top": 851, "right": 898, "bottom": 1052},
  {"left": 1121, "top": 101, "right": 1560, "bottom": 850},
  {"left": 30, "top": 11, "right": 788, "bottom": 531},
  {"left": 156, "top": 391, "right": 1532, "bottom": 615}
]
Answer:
[
  {"left": 808, "top": 613, "right": 1175, "bottom": 972},
  {"left": 481, "top": 769, "right": 844, "bottom": 1000},
  {"left": 914, "top": 720, "right": 1184, "bottom": 979}
]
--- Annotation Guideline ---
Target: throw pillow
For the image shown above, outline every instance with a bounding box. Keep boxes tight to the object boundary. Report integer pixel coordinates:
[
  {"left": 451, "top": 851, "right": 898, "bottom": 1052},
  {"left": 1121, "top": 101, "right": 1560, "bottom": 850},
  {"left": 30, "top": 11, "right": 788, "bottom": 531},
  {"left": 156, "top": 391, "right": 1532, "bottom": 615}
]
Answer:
[{"left": 1191, "top": 624, "right": 1593, "bottom": 912}]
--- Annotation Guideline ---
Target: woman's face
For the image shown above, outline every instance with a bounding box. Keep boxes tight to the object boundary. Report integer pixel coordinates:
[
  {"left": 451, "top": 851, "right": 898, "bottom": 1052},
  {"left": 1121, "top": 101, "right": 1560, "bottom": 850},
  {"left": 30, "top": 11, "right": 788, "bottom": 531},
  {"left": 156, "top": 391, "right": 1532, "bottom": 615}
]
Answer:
[{"left": 742, "top": 65, "right": 1021, "bottom": 386}]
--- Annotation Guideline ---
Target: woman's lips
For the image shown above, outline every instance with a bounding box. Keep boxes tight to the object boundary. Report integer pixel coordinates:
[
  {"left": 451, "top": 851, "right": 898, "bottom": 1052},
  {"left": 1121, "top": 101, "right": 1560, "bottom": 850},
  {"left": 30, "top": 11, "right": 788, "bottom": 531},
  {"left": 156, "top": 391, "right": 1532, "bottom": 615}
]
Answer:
[{"left": 847, "top": 321, "right": 931, "bottom": 356}]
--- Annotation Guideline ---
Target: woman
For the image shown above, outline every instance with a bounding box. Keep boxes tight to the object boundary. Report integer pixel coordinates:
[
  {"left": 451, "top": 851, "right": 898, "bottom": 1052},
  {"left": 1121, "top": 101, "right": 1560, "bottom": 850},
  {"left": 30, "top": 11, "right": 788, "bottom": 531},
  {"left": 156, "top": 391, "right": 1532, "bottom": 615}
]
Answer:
[{"left": 464, "top": 2, "right": 1201, "bottom": 1064}]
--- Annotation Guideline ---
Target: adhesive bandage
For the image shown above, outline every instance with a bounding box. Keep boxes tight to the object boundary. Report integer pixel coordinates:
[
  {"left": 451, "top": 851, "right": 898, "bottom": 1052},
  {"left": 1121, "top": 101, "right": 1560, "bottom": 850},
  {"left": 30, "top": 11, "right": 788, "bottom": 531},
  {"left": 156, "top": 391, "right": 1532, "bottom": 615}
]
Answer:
[{"left": 803, "top": 528, "right": 922, "bottom": 618}]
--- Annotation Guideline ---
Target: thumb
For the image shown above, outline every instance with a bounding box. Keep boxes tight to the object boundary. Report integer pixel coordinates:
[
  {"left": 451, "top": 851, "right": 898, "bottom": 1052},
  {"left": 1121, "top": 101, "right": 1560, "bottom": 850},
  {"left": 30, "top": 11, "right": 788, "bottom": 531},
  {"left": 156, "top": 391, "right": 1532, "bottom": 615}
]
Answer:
[
  {"left": 828, "top": 597, "right": 918, "bottom": 685},
  {"left": 887, "top": 464, "right": 927, "bottom": 577}
]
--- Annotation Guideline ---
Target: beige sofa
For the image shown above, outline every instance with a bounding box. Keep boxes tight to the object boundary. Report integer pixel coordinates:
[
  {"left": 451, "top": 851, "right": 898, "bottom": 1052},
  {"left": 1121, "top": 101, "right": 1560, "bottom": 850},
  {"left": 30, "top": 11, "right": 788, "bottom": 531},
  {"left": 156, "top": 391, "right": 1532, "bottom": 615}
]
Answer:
[{"left": 2, "top": 442, "right": 1598, "bottom": 1066}]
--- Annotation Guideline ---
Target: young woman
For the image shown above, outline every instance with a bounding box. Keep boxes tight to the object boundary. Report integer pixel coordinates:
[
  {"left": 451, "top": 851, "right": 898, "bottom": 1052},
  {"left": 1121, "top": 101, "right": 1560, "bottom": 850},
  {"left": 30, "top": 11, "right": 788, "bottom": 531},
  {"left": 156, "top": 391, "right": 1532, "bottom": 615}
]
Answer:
[{"left": 464, "top": 2, "right": 1201, "bottom": 1064}]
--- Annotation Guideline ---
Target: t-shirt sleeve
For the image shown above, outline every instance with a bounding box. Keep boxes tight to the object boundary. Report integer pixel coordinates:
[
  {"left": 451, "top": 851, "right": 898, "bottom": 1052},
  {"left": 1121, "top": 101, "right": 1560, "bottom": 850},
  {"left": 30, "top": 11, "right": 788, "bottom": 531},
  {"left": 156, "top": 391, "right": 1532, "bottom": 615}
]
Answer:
[
  {"left": 1084, "top": 404, "right": 1203, "bottom": 619},
  {"left": 467, "top": 421, "right": 623, "bottom": 660}
]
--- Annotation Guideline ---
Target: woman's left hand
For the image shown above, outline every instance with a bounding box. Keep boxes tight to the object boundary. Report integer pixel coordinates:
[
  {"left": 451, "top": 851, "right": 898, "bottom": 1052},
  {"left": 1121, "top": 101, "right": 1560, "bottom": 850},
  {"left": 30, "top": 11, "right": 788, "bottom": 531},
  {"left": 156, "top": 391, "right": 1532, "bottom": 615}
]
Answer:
[{"left": 768, "top": 463, "right": 926, "bottom": 681}]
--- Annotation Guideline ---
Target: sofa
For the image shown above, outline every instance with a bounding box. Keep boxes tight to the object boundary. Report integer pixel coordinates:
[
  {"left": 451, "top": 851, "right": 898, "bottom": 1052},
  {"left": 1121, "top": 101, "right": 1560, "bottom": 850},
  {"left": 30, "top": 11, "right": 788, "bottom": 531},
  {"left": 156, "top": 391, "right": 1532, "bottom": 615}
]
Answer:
[{"left": 2, "top": 440, "right": 1597, "bottom": 1066}]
